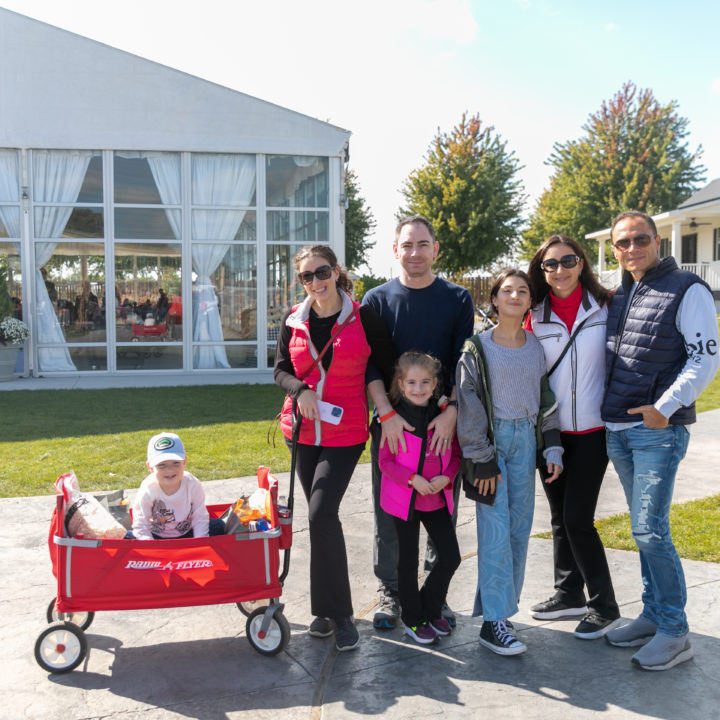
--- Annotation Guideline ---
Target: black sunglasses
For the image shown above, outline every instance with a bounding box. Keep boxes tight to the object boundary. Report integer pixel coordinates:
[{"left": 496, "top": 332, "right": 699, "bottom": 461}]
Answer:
[
  {"left": 540, "top": 254, "right": 581, "bottom": 272},
  {"left": 298, "top": 265, "right": 334, "bottom": 285},
  {"left": 612, "top": 233, "right": 655, "bottom": 251}
]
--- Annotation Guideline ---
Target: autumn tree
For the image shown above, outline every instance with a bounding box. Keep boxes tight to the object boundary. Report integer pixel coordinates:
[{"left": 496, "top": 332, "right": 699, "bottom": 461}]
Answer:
[
  {"left": 344, "top": 169, "right": 376, "bottom": 271},
  {"left": 522, "top": 81, "right": 705, "bottom": 257},
  {"left": 399, "top": 112, "right": 525, "bottom": 274}
]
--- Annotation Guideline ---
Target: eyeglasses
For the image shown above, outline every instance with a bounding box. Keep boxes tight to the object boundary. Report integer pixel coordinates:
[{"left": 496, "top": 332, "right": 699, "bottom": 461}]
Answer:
[
  {"left": 612, "top": 233, "right": 655, "bottom": 251},
  {"left": 297, "top": 265, "right": 334, "bottom": 285},
  {"left": 540, "top": 254, "right": 581, "bottom": 272}
]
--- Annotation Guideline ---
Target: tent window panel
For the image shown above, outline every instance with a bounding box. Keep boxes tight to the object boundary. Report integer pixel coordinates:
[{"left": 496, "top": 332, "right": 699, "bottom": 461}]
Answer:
[{"left": 115, "top": 243, "right": 182, "bottom": 343}]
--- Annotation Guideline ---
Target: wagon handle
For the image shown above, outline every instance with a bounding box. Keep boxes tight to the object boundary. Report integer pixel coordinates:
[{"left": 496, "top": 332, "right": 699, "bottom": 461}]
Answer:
[{"left": 279, "top": 399, "right": 301, "bottom": 585}]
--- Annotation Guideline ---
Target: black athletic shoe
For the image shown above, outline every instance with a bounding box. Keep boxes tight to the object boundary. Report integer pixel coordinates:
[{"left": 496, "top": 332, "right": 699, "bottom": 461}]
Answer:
[{"left": 529, "top": 596, "right": 587, "bottom": 620}]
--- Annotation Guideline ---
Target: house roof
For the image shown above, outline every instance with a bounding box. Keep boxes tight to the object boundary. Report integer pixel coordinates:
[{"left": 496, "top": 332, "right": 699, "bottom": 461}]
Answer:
[
  {"left": 0, "top": 8, "right": 350, "bottom": 157},
  {"left": 677, "top": 178, "right": 720, "bottom": 210}
]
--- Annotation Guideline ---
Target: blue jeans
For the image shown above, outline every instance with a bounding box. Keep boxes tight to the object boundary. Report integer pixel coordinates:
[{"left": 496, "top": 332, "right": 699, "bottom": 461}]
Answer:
[
  {"left": 473, "top": 418, "right": 536, "bottom": 621},
  {"left": 606, "top": 424, "right": 690, "bottom": 637}
]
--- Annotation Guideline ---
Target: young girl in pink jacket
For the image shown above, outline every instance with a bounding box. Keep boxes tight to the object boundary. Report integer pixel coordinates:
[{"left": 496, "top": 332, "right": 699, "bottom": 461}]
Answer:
[{"left": 378, "top": 352, "right": 462, "bottom": 645}]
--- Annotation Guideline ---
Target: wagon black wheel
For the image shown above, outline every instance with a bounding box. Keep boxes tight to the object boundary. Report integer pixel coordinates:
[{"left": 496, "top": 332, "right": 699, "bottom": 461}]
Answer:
[
  {"left": 34, "top": 622, "right": 87, "bottom": 673},
  {"left": 46, "top": 598, "right": 95, "bottom": 630},
  {"left": 236, "top": 600, "right": 266, "bottom": 618},
  {"left": 246, "top": 607, "right": 290, "bottom": 656}
]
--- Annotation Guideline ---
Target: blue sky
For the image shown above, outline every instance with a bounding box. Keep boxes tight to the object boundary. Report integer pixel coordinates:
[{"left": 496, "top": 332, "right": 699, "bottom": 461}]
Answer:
[{"left": 3, "top": 0, "right": 719, "bottom": 276}]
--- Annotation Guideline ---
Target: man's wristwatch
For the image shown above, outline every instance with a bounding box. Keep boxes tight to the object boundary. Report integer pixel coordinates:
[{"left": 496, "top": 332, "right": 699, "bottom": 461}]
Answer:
[{"left": 445, "top": 400, "right": 458, "bottom": 409}]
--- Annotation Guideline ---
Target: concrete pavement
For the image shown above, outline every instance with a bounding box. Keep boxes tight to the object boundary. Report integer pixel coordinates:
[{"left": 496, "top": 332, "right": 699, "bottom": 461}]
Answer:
[{"left": 3, "top": 411, "right": 720, "bottom": 719}]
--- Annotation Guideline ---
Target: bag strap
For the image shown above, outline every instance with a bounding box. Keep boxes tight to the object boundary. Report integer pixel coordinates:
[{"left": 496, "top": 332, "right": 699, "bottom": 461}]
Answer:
[
  {"left": 546, "top": 318, "right": 588, "bottom": 377},
  {"left": 297, "top": 306, "right": 360, "bottom": 382}
]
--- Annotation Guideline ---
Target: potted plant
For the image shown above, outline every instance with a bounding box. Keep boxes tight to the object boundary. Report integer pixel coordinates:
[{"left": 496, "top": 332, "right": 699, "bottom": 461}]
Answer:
[{"left": 0, "top": 258, "right": 28, "bottom": 381}]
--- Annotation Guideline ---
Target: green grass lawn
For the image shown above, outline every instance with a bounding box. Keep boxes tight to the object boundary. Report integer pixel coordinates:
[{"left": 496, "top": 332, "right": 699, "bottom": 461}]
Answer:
[
  {"left": 0, "top": 384, "right": 370, "bottom": 498},
  {"left": 593, "top": 495, "right": 720, "bottom": 563}
]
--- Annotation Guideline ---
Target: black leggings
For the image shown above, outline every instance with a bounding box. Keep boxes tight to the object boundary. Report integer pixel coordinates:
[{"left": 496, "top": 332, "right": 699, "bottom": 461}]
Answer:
[
  {"left": 393, "top": 508, "right": 460, "bottom": 627},
  {"left": 539, "top": 429, "right": 619, "bottom": 618},
  {"left": 293, "top": 441, "right": 365, "bottom": 619}
]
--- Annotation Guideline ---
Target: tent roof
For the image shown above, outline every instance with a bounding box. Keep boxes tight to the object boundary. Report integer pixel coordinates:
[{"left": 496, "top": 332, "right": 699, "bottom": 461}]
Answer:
[{"left": 0, "top": 8, "right": 350, "bottom": 157}]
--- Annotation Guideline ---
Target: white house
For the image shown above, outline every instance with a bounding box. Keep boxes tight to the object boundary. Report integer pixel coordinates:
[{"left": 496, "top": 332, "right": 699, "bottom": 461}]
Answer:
[
  {"left": 0, "top": 8, "right": 351, "bottom": 384},
  {"left": 586, "top": 179, "right": 720, "bottom": 302}
]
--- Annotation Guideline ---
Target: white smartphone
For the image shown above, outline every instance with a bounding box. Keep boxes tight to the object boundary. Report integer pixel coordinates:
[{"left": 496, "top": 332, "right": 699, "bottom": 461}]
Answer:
[{"left": 317, "top": 400, "right": 344, "bottom": 425}]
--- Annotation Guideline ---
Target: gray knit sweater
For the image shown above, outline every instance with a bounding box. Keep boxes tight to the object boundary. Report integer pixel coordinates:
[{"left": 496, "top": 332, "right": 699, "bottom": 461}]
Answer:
[{"left": 456, "top": 329, "right": 563, "bottom": 468}]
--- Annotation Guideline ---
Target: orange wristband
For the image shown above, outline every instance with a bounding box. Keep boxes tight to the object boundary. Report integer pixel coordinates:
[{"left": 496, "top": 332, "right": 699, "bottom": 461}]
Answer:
[
  {"left": 408, "top": 473, "right": 416, "bottom": 487},
  {"left": 379, "top": 409, "right": 397, "bottom": 423}
]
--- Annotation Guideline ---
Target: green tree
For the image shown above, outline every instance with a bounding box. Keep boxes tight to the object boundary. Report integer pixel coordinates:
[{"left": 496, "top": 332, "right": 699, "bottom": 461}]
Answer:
[
  {"left": 522, "top": 81, "right": 705, "bottom": 258},
  {"left": 399, "top": 112, "right": 525, "bottom": 274},
  {"left": 344, "top": 169, "right": 376, "bottom": 271},
  {"left": 353, "top": 273, "right": 387, "bottom": 302}
]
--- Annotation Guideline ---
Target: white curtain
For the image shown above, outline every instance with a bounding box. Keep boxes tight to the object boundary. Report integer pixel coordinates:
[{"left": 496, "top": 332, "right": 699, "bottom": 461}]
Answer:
[
  {"left": 0, "top": 151, "right": 20, "bottom": 234},
  {"left": 191, "top": 154, "right": 256, "bottom": 369},
  {"left": 116, "top": 151, "right": 182, "bottom": 239},
  {"left": 33, "top": 150, "right": 94, "bottom": 372}
]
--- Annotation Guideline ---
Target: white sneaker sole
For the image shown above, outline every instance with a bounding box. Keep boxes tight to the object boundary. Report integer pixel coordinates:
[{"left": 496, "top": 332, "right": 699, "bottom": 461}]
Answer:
[
  {"left": 632, "top": 646, "right": 694, "bottom": 671},
  {"left": 605, "top": 632, "right": 655, "bottom": 648},
  {"left": 530, "top": 605, "right": 587, "bottom": 620},
  {"left": 478, "top": 636, "right": 527, "bottom": 656},
  {"left": 574, "top": 617, "right": 623, "bottom": 640}
]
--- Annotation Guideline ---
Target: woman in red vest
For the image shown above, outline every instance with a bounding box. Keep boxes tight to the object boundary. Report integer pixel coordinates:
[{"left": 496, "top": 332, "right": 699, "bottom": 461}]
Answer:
[{"left": 274, "top": 245, "right": 394, "bottom": 652}]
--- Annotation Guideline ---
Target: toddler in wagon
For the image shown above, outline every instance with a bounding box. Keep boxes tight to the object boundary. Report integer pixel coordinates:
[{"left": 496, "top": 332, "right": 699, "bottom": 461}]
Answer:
[{"left": 131, "top": 432, "right": 224, "bottom": 540}]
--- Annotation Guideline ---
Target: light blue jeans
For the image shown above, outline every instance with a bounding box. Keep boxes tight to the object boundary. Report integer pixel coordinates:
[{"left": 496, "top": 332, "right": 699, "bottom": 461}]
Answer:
[
  {"left": 606, "top": 424, "right": 690, "bottom": 637},
  {"left": 473, "top": 418, "right": 536, "bottom": 621}
]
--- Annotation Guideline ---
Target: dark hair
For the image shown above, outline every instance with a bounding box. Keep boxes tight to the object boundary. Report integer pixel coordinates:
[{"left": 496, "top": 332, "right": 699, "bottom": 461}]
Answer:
[
  {"left": 293, "top": 245, "right": 353, "bottom": 294},
  {"left": 389, "top": 351, "right": 443, "bottom": 404},
  {"left": 488, "top": 268, "right": 532, "bottom": 309},
  {"left": 527, "top": 234, "right": 611, "bottom": 307},
  {"left": 610, "top": 211, "right": 658, "bottom": 238},
  {"left": 395, "top": 214, "right": 436, "bottom": 242}
]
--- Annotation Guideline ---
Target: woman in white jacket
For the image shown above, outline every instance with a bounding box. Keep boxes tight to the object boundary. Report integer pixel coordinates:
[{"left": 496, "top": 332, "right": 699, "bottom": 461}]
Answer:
[{"left": 526, "top": 235, "right": 621, "bottom": 640}]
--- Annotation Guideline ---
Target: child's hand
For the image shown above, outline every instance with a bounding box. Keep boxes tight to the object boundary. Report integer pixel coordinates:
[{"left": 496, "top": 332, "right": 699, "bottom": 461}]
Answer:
[
  {"left": 409, "top": 474, "right": 434, "bottom": 495},
  {"left": 428, "top": 475, "right": 450, "bottom": 494},
  {"left": 544, "top": 463, "right": 562, "bottom": 483},
  {"left": 473, "top": 473, "right": 502, "bottom": 496}
]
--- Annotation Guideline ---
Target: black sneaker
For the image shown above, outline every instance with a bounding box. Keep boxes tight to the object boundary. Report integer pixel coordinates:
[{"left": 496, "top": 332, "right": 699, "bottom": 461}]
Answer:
[
  {"left": 573, "top": 613, "right": 622, "bottom": 640},
  {"left": 529, "top": 596, "right": 587, "bottom": 620},
  {"left": 479, "top": 620, "right": 527, "bottom": 655},
  {"left": 373, "top": 590, "right": 400, "bottom": 630},
  {"left": 334, "top": 616, "right": 360, "bottom": 651},
  {"left": 308, "top": 616, "right": 333, "bottom": 638}
]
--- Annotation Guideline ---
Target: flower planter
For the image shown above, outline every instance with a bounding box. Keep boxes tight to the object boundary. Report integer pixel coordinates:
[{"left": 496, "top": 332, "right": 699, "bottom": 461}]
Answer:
[{"left": 0, "top": 344, "right": 20, "bottom": 382}]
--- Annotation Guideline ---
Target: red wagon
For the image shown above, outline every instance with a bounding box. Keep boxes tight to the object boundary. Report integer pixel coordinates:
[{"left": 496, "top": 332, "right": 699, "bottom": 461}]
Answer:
[
  {"left": 130, "top": 320, "right": 167, "bottom": 339},
  {"left": 35, "top": 467, "right": 294, "bottom": 673}
]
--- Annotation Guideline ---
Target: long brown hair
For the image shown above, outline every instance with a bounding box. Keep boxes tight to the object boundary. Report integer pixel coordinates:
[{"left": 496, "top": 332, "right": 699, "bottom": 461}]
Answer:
[
  {"left": 293, "top": 245, "right": 353, "bottom": 294},
  {"left": 527, "top": 235, "right": 611, "bottom": 307}
]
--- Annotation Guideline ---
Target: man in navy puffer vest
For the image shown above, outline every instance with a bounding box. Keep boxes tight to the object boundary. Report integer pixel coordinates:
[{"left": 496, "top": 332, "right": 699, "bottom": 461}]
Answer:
[{"left": 601, "top": 210, "right": 719, "bottom": 671}]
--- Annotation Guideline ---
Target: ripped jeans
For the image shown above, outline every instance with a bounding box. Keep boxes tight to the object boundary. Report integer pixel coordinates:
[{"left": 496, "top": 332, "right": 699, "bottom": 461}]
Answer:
[{"left": 606, "top": 425, "right": 690, "bottom": 636}]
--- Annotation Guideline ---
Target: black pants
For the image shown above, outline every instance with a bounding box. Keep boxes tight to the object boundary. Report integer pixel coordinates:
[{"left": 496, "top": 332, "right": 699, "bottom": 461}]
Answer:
[
  {"left": 371, "top": 419, "right": 461, "bottom": 592},
  {"left": 393, "top": 508, "right": 460, "bottom": 627},
  {"left": 293, "top": 441, "right": 365, "bottom": 620},
  {"left": 539, "top": 430, "right": 619, "bottom": 618}
]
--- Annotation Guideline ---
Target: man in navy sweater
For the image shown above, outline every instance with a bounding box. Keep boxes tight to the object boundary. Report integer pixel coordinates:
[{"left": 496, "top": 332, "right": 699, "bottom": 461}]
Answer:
[
  {"left": 602, "top": 210, "right": 718, "bottom": 671},
  {"left": 365, "top": 215, "right": 474, "bottom": 630}
]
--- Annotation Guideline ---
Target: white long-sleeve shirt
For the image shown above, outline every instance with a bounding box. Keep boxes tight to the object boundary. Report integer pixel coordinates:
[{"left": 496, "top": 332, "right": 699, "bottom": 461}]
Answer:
[
  {"left": 607, "top": 283, "right": 719, "bottom": 430},
  {"left": 132, "top": 471, "right": 210, "bottom": 540}
]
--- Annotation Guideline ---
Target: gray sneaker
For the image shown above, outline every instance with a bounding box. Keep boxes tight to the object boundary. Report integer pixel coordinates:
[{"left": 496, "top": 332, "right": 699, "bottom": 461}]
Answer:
[
  {"left": 308, "top": 616, "right": 333, "bottom": 638},
  {"left": 373, "top": 591, "right": 400, "bottom": 630},
  {"left": 605, "top": 615, "right": 658, "bottom": 647},
  {"left": 631, "top": 632, "right": 693, "bottom": 671}
]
